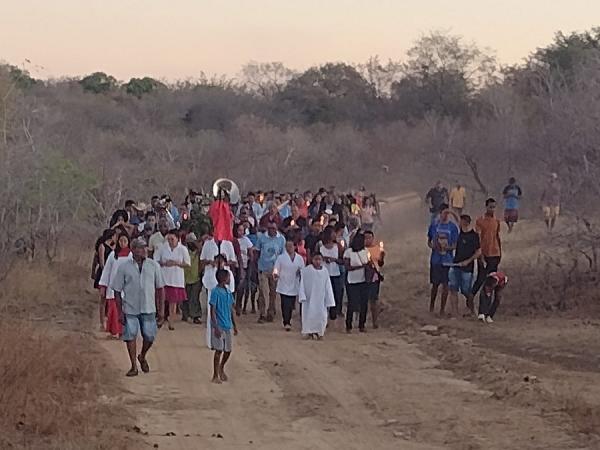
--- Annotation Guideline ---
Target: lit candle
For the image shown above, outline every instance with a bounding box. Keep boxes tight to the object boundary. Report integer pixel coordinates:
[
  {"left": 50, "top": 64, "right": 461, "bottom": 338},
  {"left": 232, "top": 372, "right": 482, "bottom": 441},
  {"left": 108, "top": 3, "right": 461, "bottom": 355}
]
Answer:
[
  {"left": 379, "top": 241, "right": 384, "bottom": 251},
  {"left": 273, "top": 268, "right": 278, "bottom": 277},
  {"left": 367, "top": 250, "right": 372, "bottom": 261},
  {"left": 340, "top": 240, "right": 345, "bottom": 248},
  {"left": 290, "top": 219, "right": 295, "bottom": 227},
  {"left": 320, "top": 216, "right": 325, "bottom": 226},
  {"left": 306, "top": 201, "right": 310, "bottom": 207}
]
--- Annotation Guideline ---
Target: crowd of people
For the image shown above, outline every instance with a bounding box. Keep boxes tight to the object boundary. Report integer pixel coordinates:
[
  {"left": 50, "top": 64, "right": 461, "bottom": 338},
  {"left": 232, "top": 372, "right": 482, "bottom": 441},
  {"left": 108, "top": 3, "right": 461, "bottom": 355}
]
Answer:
[
  {"left": 424, "top": 173, "right": 561, "bottom": 323},
  {"left": 91, "top": 187, "right": 385, "bottom": 378}
]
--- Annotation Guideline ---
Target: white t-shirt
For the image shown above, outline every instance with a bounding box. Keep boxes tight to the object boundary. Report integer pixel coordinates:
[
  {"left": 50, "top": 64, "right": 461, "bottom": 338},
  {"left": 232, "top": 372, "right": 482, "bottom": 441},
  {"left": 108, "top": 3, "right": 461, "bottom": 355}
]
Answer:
[
  {"left": 154, "top": 242, "right": 191, "bottom": 288},
  {"left": 274, "top": 252, "right": 305, "bottom": 296},
  {"left": 201, "top": 239, "right": 236, "bottom": 292},
  {"left": 319, "top": 244, "right": 340, "bottom": 277},
  {"left": 344, "top": 248, "right": 369, "bottom": 284},
  {"left": 200, "top": 239, "right": 236, "bottom": 265},
  {"left": 237, "top": 236, "right": 254, "bottom": 269},
  {"left": 148, "top": 232, "right": 166, "bottom": 253}
]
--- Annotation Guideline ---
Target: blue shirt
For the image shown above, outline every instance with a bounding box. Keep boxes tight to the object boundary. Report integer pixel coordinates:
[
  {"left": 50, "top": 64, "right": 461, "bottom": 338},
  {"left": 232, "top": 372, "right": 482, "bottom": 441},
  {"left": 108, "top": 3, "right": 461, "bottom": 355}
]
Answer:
[
  {"left": 247, "top": 232, "right": 258, "bottom": 246},
  {"left": 503, "top": 184, "right": 522, "bottom": 210},
  {"left": 256, "top": 233, "right": 285, "bottom": 272},
  {"left": 209, "top": 286, "right": 235, "bottom": 330},
  {"left": 427, "top": 221, "right": 459, "bottom": 265},
  {"left": 279, "top": 204, "right": 291, "bottom": 219}
]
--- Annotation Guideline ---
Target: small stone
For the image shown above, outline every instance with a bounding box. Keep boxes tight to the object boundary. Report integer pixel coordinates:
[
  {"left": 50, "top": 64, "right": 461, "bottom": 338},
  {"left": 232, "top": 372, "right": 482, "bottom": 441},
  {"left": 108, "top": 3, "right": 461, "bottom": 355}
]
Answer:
[
  {"left": 393, "top": 431, "right": 405, "bottom": 438},
  {"left": 382, "top": 419, "right": 399, "bottom": 426}
]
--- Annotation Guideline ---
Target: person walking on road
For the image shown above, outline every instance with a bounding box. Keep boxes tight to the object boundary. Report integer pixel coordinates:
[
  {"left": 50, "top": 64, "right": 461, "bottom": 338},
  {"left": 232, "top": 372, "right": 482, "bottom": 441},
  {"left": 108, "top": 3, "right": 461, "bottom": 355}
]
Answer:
[
  {"left": 472, "top": 199, "right": 502, "bottom": 295},
  {"left": 427, "top": 204, "right": 459, "bottom": 316},
  {"left": 502, "top": 177, "right": 523, "bottom": 233},
  {"left": 274, "top": 240, "right": 304, "bottom": 331},
  {"left": 449, "top": 181, "right": 467, "bottom": 217},
  {"left": 111, "top": 238, "right": 165, "bottom": 377},
  {"left": 541, "top": 173, "right": 561, "bottom": 232},
  {"left": 425, "top": 181, "right": 449, "bottom": 222},
  {"left": 256, "top": 222, "right": 285, "bottom": 323},
  {"left": 210, "top": 269, "right": 238, "bottom": 383},
  {"left": 299, "top": 253, "right": 335, "bottom": 340}
]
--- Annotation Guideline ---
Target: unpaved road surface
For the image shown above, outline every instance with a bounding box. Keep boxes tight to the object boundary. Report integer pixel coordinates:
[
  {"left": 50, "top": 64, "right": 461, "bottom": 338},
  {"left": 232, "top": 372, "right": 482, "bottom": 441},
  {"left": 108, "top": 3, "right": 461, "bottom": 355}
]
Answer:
[{"left": 101, "top": 194, "right": 599, "bottom": 449}]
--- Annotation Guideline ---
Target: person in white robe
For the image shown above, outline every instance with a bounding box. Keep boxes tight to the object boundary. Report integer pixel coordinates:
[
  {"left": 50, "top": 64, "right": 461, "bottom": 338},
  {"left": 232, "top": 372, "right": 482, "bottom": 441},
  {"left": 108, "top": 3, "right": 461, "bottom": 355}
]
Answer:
[{"left": 299, "top": 253, "right": 335, "bottom": 339}]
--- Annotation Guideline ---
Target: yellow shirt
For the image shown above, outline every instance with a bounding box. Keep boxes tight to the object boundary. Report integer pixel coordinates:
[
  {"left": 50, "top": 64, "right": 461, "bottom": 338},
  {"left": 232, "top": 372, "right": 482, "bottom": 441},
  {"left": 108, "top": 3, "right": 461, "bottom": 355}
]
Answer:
[{"left": 449, "top": 186, "right": 466, "bottom": 209}]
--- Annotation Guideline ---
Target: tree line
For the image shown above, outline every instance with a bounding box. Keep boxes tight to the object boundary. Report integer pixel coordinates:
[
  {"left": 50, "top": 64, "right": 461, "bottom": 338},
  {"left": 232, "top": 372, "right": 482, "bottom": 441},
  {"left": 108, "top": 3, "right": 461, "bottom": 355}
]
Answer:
[{"left": 1, "top": 29, "right": 600, "bottom": 286}]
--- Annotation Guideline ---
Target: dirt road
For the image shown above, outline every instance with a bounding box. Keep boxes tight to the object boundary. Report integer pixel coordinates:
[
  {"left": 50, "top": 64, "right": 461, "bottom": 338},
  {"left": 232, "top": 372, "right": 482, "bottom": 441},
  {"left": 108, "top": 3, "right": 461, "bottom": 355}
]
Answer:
[{"left": 101, "top": 194, "right": 599, "bottom": 449}]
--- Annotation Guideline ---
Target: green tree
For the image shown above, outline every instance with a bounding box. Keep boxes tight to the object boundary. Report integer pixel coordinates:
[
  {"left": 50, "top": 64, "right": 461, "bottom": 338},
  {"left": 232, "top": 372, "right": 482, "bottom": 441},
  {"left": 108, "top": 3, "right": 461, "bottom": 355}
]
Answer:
[
  {"left": 391, "top": 31, "right": 496, "bottom": 119},
  {"left": 123, "top": 77, "right": 165, "bottom": 98},
  {"left": 277, "top": 63, "right": 377, "bottom": 124},
  {"left": 531, "top": 28, "right": 600, "bottom": 83},
  {"left": 79, "top": 72, "right": 117, "bottom": 94}
]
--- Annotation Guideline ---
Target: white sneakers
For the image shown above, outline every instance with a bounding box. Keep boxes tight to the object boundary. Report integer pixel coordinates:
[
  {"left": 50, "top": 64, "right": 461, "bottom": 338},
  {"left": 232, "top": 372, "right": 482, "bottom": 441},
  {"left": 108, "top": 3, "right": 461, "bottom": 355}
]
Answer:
[{"left": 477, "top": 314, "right": 495, "bottom": 324}]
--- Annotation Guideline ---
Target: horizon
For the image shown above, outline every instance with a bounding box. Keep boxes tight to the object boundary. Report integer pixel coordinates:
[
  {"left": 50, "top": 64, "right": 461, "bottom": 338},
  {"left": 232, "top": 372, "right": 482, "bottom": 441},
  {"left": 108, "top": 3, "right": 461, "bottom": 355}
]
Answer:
[{"left": 2, "top": 1, "right": 599, "bottom": 81}]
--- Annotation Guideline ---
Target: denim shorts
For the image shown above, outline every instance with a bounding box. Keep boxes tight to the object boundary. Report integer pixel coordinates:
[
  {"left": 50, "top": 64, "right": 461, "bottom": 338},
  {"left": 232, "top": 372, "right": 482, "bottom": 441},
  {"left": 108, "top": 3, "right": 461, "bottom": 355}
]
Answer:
[
  {"left": 122, "top": 313, "right": 157, "bottom": 342},
  {"left": 448, "top": 268, "right": 473, "bottom": 295}
]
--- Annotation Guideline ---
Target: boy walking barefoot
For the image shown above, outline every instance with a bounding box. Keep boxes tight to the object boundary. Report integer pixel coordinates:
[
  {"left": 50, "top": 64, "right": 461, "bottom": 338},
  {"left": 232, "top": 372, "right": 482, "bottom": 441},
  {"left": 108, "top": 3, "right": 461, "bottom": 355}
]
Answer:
[{"left": 210, "top": 269, "right": 238, "bottom": 383}]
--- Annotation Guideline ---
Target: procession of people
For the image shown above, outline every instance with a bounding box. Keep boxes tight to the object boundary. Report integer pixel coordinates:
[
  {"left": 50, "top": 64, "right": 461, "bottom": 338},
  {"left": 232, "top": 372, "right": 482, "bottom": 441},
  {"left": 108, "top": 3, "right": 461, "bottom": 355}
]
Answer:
[{"left": 93, "top": 186, "right": 385, "bottom": 377}]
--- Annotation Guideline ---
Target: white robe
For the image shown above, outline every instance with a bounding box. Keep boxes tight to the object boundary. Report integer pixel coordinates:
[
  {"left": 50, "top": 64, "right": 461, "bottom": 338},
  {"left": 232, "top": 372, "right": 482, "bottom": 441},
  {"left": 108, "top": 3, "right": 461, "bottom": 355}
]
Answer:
[{"left": 299, "top": 265, "right": 335, "bottom": 336}]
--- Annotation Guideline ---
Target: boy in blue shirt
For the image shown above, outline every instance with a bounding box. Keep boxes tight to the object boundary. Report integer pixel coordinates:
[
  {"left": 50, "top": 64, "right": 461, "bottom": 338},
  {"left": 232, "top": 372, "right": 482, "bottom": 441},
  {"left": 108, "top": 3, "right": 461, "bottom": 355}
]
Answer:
[
  {"left": 210, "top": 269, "right": 238, "bottom": 383},
  {"left": 427, "top": 204, "right": 459, "bottom": 316}
]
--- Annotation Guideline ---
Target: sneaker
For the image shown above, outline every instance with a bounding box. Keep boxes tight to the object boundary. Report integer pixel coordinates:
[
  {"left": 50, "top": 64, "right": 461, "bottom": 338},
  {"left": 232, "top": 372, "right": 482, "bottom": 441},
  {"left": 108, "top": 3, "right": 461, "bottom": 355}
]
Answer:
[
  {"left": 485, "top": 316, "right": 494, "bottom": 324},
  {"left": 193, "top": 318, "right": 202, "bottom": 325},
  {"left": 257, "top": 316, "right": 265, "bottom": 324},
  {"left": 284, "top": 325, "right": 291, "bottom": 332},
  {"left": 477, "top": 314, "right": 485, "bottom": 321}
]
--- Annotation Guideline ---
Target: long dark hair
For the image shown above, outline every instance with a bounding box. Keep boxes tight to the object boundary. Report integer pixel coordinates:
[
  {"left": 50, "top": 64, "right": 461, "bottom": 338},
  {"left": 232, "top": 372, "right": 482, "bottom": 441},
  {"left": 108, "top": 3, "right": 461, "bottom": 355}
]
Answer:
[
  {"left": 95, "top": 229, "right": 115, "bottom": 252},
  {"left": 114, "top": 234, "right": 131, "bottom": 259},
  {"left": 350, "top": 231, "right": 365, "bottom": 252}
]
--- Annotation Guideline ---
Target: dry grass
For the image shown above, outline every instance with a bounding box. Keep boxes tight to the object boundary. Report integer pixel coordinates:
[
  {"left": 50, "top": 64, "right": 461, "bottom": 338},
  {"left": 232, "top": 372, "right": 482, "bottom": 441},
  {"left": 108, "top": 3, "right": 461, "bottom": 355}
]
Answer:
[
  {"left": 0, "top": 253, "right": 134, "bottom": 449},
  {"left": 0, "top": 320, "right": 133, "bottom": 449},
  {"left": 560, "top": 392, "right": 600, "bottom": 436}
]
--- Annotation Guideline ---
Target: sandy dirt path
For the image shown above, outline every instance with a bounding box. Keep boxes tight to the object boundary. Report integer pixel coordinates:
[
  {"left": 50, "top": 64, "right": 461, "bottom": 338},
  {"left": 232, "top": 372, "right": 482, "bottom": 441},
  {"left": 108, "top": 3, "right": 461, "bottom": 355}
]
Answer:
[{"left": 100, "top": 194, "right": 588, "bottom": 449}]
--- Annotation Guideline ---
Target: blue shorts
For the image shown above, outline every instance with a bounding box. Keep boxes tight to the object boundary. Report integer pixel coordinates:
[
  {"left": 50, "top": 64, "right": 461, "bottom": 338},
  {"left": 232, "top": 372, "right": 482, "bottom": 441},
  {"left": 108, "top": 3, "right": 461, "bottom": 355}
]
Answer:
[
  {"left": 122, "top": 313, "right": 157, "bottom": 342},
  {"left": 430, "top": 264, "right": 449, "bottom": 285},
  {"left": 448, "top": 268, "right": 473, "bottom": 295}
]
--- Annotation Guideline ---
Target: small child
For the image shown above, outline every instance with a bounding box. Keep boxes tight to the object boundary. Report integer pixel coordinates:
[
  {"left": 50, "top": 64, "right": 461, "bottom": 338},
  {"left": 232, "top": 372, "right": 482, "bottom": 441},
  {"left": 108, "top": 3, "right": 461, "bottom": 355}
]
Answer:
[
  {"left": 478, "top": 271, "right": 508, "bottom": 324},
  {"left": 210, "top": 268, "right": 238, "bottom": 383}
]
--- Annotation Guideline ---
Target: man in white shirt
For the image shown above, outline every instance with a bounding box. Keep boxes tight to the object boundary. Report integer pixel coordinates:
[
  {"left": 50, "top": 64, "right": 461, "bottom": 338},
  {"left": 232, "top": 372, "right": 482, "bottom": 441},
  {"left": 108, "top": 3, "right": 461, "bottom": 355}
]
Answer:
[{"left": 274, "top": 240, "right": 305, "bottom": 331}]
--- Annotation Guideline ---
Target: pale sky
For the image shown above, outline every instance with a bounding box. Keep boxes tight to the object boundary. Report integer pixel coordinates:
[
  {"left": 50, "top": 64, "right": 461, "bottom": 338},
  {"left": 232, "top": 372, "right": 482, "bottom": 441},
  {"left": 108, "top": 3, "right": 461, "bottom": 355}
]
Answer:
[{"left": 1, "top": 0, "right": 599, "bottom": 81}]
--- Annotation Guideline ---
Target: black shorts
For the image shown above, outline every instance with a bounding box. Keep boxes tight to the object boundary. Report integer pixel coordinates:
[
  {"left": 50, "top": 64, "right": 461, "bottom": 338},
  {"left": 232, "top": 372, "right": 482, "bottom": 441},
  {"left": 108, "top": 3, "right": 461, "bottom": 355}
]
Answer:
[{"left": 430, "top": 264, "right": 449, "bottom": 285}]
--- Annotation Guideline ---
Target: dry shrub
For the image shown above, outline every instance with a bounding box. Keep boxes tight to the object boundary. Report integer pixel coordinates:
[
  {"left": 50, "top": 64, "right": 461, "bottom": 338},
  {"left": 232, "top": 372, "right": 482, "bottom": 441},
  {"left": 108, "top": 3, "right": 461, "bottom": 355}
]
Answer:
[{"left": 0, "top": 321, "right": 132, "bottom": 449}]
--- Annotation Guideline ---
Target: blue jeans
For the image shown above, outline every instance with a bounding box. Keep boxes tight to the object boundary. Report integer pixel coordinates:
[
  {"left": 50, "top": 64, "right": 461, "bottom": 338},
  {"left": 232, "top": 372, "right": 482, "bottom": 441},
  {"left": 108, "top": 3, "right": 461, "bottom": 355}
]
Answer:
[
  {"left": 122, "top": 313, "right": 157, "bottom": 342},
  {"left": 448, "top": 268, "right": 473, "bottom": 295}
]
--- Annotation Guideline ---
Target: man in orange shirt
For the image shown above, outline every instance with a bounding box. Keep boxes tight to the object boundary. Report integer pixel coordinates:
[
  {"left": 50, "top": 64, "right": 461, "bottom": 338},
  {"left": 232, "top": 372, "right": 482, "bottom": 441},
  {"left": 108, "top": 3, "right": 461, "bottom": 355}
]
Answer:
[{"left": 472, "top": 198, "right": 502, "bottom": 295}]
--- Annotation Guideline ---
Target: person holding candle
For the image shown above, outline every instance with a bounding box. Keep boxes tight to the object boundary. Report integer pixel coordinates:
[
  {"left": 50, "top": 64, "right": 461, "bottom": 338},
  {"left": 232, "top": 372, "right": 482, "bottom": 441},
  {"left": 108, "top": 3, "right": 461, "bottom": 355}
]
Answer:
[{"left": 364, "top": 230, "right": 385, "bottom": 329}]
